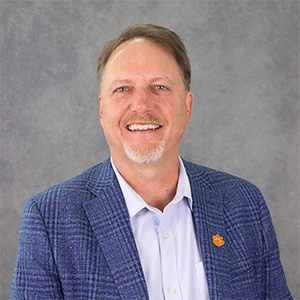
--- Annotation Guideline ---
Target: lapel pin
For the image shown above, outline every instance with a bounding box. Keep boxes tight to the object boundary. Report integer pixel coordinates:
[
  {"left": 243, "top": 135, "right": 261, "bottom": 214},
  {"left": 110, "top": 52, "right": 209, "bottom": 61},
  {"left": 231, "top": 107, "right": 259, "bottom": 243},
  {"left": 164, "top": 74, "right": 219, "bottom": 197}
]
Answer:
[{"left": 212, "top": 234, "right": 225, "bottom": 247}]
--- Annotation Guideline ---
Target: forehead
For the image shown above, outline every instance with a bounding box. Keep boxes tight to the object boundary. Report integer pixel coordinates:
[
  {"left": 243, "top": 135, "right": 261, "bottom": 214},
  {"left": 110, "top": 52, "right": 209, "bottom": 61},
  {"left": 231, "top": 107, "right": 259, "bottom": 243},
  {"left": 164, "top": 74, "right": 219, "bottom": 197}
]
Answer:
[{"left": 102, "top": 38, "right": 180, "bottom": 82}]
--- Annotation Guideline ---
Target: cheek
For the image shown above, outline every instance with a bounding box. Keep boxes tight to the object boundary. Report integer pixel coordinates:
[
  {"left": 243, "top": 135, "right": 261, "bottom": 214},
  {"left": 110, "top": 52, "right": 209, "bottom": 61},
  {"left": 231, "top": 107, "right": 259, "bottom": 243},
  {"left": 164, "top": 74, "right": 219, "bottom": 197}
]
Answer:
[
  {"left": 100, "top": 104, "right": 125, "bottom": 130},
  {"left": 172, "top": 105, "right": 190, "bottom": 130},
  {"left": 99, "top": 104, "right": 112, "bottom": 128}
]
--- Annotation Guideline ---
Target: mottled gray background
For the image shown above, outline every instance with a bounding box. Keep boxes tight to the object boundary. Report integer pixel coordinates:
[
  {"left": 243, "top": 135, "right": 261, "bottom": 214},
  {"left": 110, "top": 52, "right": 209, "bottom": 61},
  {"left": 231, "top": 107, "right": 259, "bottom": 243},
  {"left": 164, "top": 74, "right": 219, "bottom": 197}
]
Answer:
[{"left": 1, "top": 1, "right": 299, "bottom": 299}]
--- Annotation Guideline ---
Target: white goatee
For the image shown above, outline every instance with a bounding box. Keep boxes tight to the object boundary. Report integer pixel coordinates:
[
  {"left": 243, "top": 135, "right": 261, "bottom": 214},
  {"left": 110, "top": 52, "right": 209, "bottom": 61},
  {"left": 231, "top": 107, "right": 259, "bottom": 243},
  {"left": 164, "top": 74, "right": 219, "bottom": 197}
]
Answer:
[{"left": 123, "top": 140, "right": 165, "bottom": 164}]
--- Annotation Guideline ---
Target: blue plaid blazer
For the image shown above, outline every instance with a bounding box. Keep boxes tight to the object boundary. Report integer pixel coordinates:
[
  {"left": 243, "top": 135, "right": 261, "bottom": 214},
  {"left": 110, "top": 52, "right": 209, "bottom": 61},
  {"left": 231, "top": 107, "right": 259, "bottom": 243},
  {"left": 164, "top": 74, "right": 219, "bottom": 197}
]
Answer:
[{"left": 10, "top": 159, "right": 292, "bottom": 299}]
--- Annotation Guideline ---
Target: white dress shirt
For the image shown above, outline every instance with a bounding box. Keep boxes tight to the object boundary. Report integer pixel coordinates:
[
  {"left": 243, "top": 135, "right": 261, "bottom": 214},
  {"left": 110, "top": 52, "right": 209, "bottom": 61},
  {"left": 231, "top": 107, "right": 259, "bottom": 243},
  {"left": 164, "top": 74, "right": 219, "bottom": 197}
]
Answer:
[{"left": 111, "top": 158, "right": 209, "bottom": 300}]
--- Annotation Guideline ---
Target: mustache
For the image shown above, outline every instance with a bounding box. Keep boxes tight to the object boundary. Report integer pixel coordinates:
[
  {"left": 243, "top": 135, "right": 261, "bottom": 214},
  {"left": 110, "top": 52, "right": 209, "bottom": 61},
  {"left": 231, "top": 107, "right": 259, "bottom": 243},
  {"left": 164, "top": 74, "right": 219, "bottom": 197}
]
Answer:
[{"left": 122, "top": 114, "right": 162, "bottom": 126}]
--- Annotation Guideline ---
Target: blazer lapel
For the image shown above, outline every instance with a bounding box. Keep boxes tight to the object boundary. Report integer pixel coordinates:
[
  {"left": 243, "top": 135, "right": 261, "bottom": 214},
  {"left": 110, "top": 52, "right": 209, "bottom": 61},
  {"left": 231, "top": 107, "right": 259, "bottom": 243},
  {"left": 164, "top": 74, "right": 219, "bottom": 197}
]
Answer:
[
  {"left": 83, "top": 160, "right": 149, "bottom": 300},
  {"left": 185, "top": 161, "right": 230, "bottom": 300}
]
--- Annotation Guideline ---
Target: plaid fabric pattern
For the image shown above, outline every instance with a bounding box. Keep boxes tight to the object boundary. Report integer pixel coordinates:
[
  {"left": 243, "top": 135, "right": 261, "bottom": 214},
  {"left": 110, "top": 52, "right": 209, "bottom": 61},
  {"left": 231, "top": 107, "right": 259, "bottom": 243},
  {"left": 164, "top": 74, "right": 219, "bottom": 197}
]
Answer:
[{"left": 10, "top": 159, "right": 292, "bottom": 300}]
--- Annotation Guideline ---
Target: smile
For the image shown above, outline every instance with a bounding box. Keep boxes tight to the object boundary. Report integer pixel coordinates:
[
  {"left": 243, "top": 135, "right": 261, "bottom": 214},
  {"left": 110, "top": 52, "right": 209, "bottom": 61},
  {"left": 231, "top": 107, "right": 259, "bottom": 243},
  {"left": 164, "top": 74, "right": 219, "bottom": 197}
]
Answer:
[{"left": 127, "top": 124, "right": 161, "bottom": 131}]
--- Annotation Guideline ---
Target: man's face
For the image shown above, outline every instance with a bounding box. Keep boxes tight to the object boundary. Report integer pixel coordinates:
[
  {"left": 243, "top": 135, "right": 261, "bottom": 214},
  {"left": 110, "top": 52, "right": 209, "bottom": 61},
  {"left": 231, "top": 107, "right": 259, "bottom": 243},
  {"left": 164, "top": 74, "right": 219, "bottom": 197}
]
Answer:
[{"left": 99, "top": 38, "right": 193, "bottom": 164}]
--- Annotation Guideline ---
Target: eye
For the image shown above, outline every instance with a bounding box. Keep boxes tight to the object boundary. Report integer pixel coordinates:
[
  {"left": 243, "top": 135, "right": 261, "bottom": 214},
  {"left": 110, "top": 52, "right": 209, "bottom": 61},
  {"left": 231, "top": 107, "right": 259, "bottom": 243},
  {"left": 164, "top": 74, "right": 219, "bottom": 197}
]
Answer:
[
  {"left": 155, "top": 85, "right": 167, "bottom": 90},
  {"left": 116, "top": 87, "right": 128, "bottom": 92}
]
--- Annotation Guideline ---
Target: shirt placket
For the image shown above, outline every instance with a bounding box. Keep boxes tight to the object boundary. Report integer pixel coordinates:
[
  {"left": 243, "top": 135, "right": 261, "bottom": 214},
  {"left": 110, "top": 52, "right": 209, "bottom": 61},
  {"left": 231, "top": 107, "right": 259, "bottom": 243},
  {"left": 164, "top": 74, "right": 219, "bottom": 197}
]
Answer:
[{"left": 158, "top": 207, "right": 182, "bottom": 300}]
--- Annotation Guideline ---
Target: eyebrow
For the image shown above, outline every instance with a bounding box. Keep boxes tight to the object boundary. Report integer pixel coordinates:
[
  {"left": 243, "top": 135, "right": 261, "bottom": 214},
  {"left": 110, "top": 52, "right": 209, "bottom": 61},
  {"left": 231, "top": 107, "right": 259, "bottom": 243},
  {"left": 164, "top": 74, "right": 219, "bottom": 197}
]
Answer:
[
  {"left": 109, "top": 77, "right": 175, "bottom": 89},
  {"left": 108, "top": 79, "right": 132, "bottom": 90},
  {"left": 149, "top": 77, "right": 175, "bottom": 85}
]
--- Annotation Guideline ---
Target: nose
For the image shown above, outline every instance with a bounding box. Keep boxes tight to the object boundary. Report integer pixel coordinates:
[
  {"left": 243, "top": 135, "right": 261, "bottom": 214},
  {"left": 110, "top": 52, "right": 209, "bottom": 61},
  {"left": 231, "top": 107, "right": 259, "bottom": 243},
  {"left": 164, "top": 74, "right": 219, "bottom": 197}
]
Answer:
[{"left": 130, "top": 88, "right": 152, "bottom": 113}]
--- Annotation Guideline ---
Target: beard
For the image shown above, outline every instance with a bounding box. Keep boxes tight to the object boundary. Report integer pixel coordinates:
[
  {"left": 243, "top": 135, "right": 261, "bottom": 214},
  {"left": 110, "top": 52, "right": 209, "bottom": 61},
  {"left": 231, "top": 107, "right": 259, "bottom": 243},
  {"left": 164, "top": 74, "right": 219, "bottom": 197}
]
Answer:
[{"left": 123, "top": 140, "right": 165, "bottom": 164}]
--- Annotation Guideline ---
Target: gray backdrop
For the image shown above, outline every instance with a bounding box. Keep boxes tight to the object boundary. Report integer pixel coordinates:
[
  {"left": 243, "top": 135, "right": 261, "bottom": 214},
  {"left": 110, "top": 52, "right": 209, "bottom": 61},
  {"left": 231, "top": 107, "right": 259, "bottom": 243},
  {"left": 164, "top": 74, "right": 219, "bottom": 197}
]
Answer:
[{"left": 1, "top": 1, "right": 299, "bottom": 299}]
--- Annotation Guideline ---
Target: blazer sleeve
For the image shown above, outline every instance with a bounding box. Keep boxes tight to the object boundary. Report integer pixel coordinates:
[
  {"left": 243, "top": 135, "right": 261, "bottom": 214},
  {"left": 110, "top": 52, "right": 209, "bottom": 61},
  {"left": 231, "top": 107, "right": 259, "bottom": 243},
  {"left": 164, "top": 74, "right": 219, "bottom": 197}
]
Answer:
[
  {"left": 10, "top": 198, "right": 63, "bottom": 299},
  {"left": 256, "top": 188, "right": 292, "bottom": 300}
]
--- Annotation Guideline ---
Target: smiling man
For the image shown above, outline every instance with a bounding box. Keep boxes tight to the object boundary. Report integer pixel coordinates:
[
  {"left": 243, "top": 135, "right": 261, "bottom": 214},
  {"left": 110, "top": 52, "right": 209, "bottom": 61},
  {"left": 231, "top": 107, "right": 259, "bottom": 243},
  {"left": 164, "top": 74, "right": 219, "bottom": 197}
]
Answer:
[
  {"left": 11, "top": 24, "right": 292, "bottom": 300},
  {"left": 99, "top": 36, "right": 193, "bottom": 211}
]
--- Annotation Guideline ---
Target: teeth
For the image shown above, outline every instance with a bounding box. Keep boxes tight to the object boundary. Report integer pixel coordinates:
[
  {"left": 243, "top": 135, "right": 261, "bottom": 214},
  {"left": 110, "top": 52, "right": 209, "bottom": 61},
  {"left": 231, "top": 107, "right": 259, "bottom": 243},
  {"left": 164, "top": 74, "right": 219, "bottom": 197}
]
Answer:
[{"left": 128, "top": 124, "right": 160, "bottom": 131}]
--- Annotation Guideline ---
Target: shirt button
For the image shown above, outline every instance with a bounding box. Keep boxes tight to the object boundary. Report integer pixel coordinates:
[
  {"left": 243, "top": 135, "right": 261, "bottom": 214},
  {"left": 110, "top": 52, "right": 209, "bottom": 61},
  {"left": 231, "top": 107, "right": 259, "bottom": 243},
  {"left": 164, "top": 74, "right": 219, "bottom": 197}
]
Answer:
[
  {"left": 162, "top": 231, "right": 169, "bottom": 239},
  {"left": 168, "top": 287, "right": 176, "bottom": 295}
]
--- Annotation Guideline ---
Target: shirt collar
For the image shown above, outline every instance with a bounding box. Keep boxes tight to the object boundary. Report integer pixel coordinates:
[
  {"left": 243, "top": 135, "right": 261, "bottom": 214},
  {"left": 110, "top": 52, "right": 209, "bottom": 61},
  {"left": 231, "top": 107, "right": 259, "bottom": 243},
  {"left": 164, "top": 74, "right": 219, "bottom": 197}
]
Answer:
[{"left": 111, "top": 157, "right": 192, "bottom": 219}]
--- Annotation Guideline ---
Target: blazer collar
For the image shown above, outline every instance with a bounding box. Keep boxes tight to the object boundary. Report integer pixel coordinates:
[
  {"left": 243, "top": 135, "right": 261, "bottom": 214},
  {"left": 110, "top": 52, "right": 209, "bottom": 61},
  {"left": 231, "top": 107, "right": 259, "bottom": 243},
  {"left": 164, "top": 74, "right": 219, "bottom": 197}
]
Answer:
[
  {"left": 183, "top": 159, "right": 230, "bottom": 300},
  {"left": 83, "top": 159, "right": 149, "bottom": 300}
]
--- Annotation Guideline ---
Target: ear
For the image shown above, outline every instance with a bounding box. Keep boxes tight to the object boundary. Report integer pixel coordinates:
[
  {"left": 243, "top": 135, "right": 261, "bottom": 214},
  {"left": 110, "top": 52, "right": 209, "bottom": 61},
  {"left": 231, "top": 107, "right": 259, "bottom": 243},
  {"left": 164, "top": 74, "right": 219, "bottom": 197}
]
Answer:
[
  {"left": 185, "top": 91, "right": 194, "bottom": 123},
  {"left": 98, "top": 95, "right": 103, "bottom": 122},
  {"left": 98, "top": 95, "right": 103, "bottom": 126}
]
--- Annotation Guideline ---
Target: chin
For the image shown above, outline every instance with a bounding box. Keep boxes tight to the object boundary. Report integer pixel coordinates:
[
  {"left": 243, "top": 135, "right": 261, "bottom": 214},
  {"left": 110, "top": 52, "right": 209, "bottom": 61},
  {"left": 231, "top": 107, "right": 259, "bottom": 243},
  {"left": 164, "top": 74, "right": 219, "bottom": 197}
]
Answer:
[{"left": 123, "top": 140, "right": 165, "bottom": 164}]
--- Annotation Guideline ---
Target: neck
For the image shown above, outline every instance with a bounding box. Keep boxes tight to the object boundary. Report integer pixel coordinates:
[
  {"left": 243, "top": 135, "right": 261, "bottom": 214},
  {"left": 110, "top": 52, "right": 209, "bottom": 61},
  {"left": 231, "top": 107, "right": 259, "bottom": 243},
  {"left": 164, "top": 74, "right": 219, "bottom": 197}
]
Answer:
[{"left": 112, "top": 154, "right": 180, "bottom": 211}]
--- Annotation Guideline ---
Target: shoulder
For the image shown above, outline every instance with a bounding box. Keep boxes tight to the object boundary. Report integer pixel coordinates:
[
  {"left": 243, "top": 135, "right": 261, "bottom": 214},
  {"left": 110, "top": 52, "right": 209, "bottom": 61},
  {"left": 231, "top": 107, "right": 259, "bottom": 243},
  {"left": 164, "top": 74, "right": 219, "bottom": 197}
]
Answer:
[
  {"left": 23, "top": 159, "right": 111, "bottom": 215},
  {"left": 182, "top": 159, "right": 264, "bottom": 209},
  {"left": 183, "top": 159, "right": 259, "bottom": 191}
]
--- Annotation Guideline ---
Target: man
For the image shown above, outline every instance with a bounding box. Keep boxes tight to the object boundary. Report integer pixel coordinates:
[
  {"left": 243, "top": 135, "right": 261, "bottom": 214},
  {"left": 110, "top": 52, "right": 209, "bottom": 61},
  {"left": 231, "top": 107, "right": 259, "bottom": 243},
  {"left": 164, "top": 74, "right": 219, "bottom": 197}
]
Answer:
[{"left": 10, "top": 24, "right": 292, "bottom": 300}]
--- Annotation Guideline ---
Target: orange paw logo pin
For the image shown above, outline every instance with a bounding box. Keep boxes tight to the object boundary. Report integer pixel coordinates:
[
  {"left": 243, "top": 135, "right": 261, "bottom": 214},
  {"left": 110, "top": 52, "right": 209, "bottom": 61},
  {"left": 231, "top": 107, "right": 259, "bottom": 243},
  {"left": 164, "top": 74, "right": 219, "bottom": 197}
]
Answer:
[{"left": 212, "top": 234, "right": 225, "bottom": 247}]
